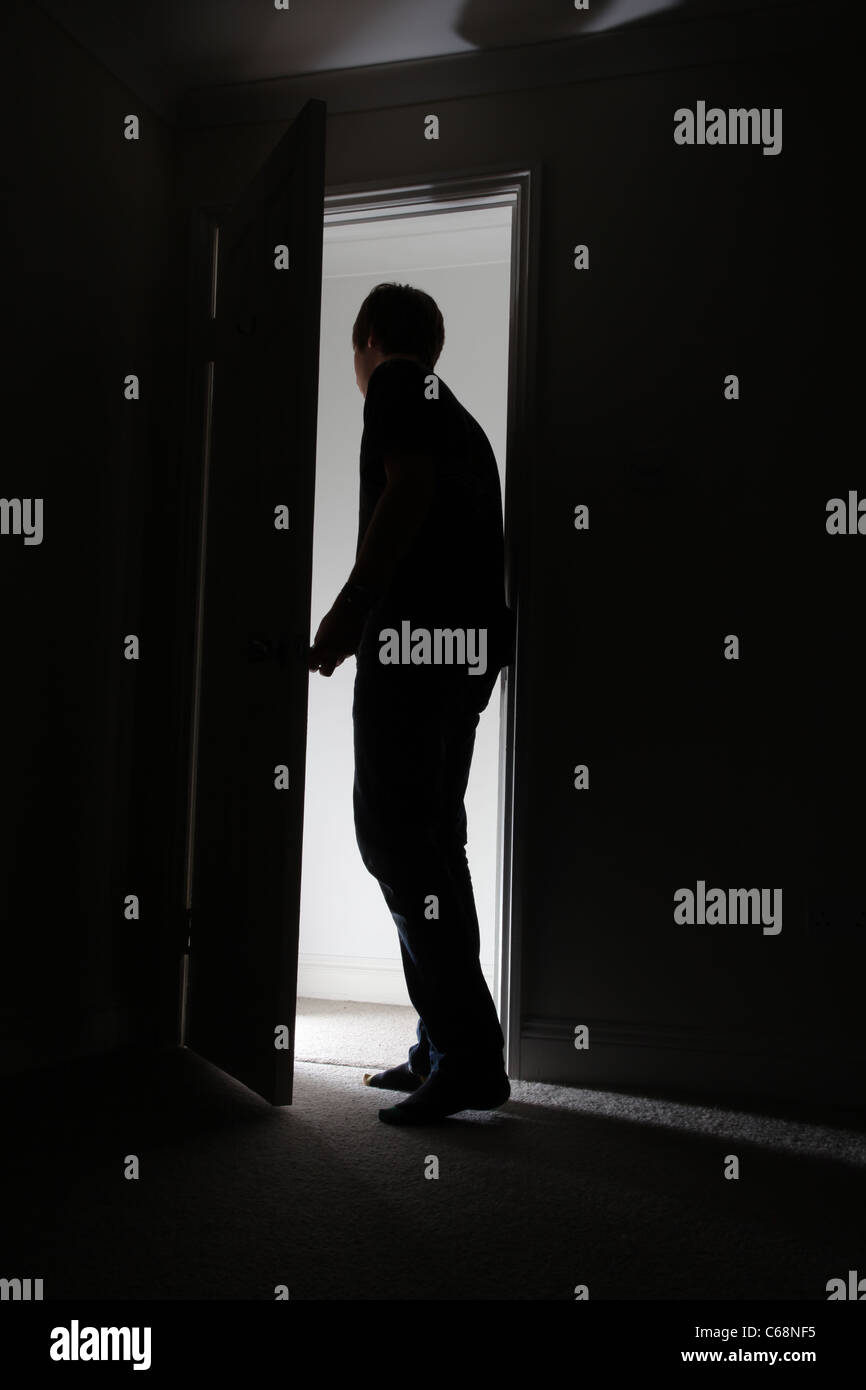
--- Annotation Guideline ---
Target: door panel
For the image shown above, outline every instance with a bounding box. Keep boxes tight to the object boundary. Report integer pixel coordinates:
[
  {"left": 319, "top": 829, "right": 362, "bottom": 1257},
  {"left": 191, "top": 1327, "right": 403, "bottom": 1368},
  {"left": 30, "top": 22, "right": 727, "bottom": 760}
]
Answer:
[{"left": 186, "top": 99, "right": 326, "bottom": 1104}]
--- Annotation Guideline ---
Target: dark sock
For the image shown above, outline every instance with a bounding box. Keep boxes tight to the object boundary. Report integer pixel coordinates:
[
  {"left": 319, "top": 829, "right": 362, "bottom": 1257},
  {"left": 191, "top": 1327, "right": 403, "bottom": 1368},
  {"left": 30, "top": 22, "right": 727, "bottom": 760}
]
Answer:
[
  {"left": 378, "top": 1066, "right": 510, "bottom": 1126},
  {"left": 363, "top": 1061, "right": 426, "bottom": 1092}
]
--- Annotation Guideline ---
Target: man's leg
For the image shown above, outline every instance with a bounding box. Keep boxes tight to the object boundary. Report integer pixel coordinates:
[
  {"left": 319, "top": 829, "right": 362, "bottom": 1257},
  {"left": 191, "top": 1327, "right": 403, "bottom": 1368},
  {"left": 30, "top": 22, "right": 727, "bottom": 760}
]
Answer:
[
  {"left": 376, "top": 668, "right": 511, "bottom": 1120},
  {"left": 421, "top": 682, "right": 505, "bottom": 1078},
  {"left": 406, "top": 1001, "right": 433, "bottom": 1080},
  {"left": 352, "top": 663, "right": 505, "bottom": 1088}
]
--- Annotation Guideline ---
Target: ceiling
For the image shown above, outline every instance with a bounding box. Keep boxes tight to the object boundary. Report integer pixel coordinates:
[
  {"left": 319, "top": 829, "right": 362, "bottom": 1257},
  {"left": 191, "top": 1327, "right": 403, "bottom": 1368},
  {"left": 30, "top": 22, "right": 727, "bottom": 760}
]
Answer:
[
  {"left": 36, "top": 0, "right": 692, "bottom": 119},
  {"left": 324, "top": 205, "right": 512, "bottom": 279}
]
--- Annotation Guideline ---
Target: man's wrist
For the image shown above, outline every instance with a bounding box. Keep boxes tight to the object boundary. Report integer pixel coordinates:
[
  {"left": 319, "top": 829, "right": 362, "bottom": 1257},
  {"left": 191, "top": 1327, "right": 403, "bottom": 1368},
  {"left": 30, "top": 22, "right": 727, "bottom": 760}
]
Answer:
[{"left": 339, "top": 578, "right": 378, "bottom": 614}]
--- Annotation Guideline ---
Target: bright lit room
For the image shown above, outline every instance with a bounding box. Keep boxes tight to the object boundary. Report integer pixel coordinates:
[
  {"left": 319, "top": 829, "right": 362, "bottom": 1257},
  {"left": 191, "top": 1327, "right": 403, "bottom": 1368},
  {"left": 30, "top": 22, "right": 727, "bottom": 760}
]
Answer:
[{"left": 295, "top": 201, "right": 513, "bottom": 1075}]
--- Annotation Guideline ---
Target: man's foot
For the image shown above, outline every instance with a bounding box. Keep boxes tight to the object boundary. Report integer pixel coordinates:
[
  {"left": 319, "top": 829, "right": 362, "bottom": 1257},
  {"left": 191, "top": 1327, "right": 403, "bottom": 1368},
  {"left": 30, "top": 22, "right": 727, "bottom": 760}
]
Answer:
[
  {"left": 363, "top": 1062, "right": 426, "bottom": 1092},
  {"left": 378, "top": 1067, "right": 510, "bottom": 1125}
]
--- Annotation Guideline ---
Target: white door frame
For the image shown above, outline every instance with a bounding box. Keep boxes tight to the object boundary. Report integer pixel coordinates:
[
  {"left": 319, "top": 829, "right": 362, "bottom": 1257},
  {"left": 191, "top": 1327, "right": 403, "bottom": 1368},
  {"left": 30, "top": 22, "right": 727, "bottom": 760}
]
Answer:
[{"left": 322, "top": 165, "right": 540, "bottom": 1078}]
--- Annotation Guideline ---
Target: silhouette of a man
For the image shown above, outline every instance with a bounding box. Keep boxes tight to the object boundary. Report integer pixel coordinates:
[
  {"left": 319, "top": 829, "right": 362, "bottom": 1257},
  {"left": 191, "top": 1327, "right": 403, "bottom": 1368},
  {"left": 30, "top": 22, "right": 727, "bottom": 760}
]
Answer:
[{"left": 309, "top": 282, "right": 515, "bottom": 1125}]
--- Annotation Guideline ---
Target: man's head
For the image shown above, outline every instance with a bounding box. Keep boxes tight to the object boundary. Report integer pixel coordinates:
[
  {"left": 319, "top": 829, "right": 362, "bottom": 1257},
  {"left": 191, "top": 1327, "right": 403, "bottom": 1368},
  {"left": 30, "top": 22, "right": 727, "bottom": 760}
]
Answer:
[{"left": 352, "top": 282, "right": 445, "bottom": 395}]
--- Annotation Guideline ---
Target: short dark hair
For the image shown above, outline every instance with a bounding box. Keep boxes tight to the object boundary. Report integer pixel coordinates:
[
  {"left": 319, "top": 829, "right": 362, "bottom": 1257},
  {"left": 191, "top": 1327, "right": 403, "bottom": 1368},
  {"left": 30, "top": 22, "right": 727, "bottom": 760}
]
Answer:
[{"left": 352, "top": 282, "right": 445, "bottom": 369}]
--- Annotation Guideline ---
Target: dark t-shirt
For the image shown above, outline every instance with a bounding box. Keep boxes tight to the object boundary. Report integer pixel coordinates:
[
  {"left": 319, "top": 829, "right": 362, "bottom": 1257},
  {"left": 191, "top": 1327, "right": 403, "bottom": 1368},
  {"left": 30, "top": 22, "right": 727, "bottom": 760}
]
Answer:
[{"left": 355, "top": 357, "right": 515, "bottom": 673}]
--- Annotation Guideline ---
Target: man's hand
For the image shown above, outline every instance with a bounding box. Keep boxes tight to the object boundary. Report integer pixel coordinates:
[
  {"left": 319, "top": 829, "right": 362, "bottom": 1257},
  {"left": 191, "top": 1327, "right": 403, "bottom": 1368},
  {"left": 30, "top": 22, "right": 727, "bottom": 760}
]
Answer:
[{"left": 308, "top": 593, "right": 368, "bottom": 676}]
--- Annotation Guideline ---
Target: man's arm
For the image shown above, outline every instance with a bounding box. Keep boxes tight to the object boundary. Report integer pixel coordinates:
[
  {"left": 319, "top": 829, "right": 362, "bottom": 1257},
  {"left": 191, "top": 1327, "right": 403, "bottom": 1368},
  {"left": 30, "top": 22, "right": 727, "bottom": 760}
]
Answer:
[
  {"left": 347, "top": 450, "right": 435, "bottom": 598},
  {"left": 308, "top": 451, "right": 435, "bottom": 676}
]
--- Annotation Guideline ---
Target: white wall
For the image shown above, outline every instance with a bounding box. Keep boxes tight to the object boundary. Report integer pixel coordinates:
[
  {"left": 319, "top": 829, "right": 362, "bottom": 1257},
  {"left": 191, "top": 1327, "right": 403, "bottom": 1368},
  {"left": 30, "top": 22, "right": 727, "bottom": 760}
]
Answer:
[{"left": 298, "top": 207, "right": 512, "bottom": 1003}]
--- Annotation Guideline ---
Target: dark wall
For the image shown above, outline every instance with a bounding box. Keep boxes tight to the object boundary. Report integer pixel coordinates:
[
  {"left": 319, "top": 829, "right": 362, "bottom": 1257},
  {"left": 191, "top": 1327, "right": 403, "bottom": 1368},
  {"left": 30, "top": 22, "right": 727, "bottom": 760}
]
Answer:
[
  {"left": 1, "top": 0, "right": 186, "bottom": 1072},
  {"left": 3, "top": 1, "right": 859, "bottom": 1103},
  {"left": 177, "top": 22, "right": 862, "bottom": 1102}
]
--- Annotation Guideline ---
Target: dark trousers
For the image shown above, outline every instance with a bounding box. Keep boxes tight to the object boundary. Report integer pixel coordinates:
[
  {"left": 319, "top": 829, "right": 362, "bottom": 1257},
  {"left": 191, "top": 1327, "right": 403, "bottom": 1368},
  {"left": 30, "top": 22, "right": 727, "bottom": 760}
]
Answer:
[{"left": 352, "top": 652, "right": 506, "bottom": 1080}]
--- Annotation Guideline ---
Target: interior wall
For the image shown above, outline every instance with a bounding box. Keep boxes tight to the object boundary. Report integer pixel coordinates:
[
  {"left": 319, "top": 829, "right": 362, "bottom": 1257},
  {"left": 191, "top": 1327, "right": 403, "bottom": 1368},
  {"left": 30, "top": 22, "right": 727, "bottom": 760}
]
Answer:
[
  {"left": 1, "top": 0, "right": 185, "bottom": 1073},
  {"left": 177, "top": 34, "right": 861, "bottom": 1102},
  {"left": 9, "top": 3, "right": 854, "bottom": 1100},
  {"left": 299, "top": 213, "right": 511, "bottom": 1002}
]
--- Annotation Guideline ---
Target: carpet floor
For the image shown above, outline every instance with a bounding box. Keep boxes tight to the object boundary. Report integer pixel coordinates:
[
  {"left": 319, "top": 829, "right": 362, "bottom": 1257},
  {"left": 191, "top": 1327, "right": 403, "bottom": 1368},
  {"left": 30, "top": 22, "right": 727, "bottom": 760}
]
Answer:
[
  {"left": 2, "top": 1024, "right": 864, "bottom": 1300},
  {"left": 294, "top": 996, "right": 418, "bottom": 1069}
]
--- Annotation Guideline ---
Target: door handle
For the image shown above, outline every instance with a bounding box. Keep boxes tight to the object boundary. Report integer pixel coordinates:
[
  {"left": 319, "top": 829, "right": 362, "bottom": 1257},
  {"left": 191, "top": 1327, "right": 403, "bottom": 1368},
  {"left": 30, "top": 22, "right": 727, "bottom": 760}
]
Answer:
[
  {"left": 247, "top": 634, "right": 273, "bottom": 661},
  {"left": 246, "top": 632, "right": 308, "bottom": 666}
]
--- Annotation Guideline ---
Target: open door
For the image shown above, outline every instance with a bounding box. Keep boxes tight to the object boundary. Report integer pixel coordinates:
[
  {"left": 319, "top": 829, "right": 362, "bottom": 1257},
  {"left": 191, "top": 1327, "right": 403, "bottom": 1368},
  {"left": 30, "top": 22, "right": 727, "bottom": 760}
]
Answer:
[{"left": 185, "top": 99, "right": 326, "bottom": 1104}]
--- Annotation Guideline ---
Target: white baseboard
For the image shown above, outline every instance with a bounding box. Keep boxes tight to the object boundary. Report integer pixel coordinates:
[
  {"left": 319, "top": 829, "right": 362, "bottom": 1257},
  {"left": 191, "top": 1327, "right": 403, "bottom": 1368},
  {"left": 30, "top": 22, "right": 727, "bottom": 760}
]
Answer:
[{"left": 297, "top": 954, "right": 495, "bottom": 1006}]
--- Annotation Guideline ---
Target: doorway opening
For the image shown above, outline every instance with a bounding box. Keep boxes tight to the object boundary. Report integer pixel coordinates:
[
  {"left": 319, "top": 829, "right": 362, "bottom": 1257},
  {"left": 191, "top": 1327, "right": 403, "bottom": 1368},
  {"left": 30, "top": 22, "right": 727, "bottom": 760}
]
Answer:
[{"left": 295, "top": 178, "right": 523, "bottom": 1078}]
